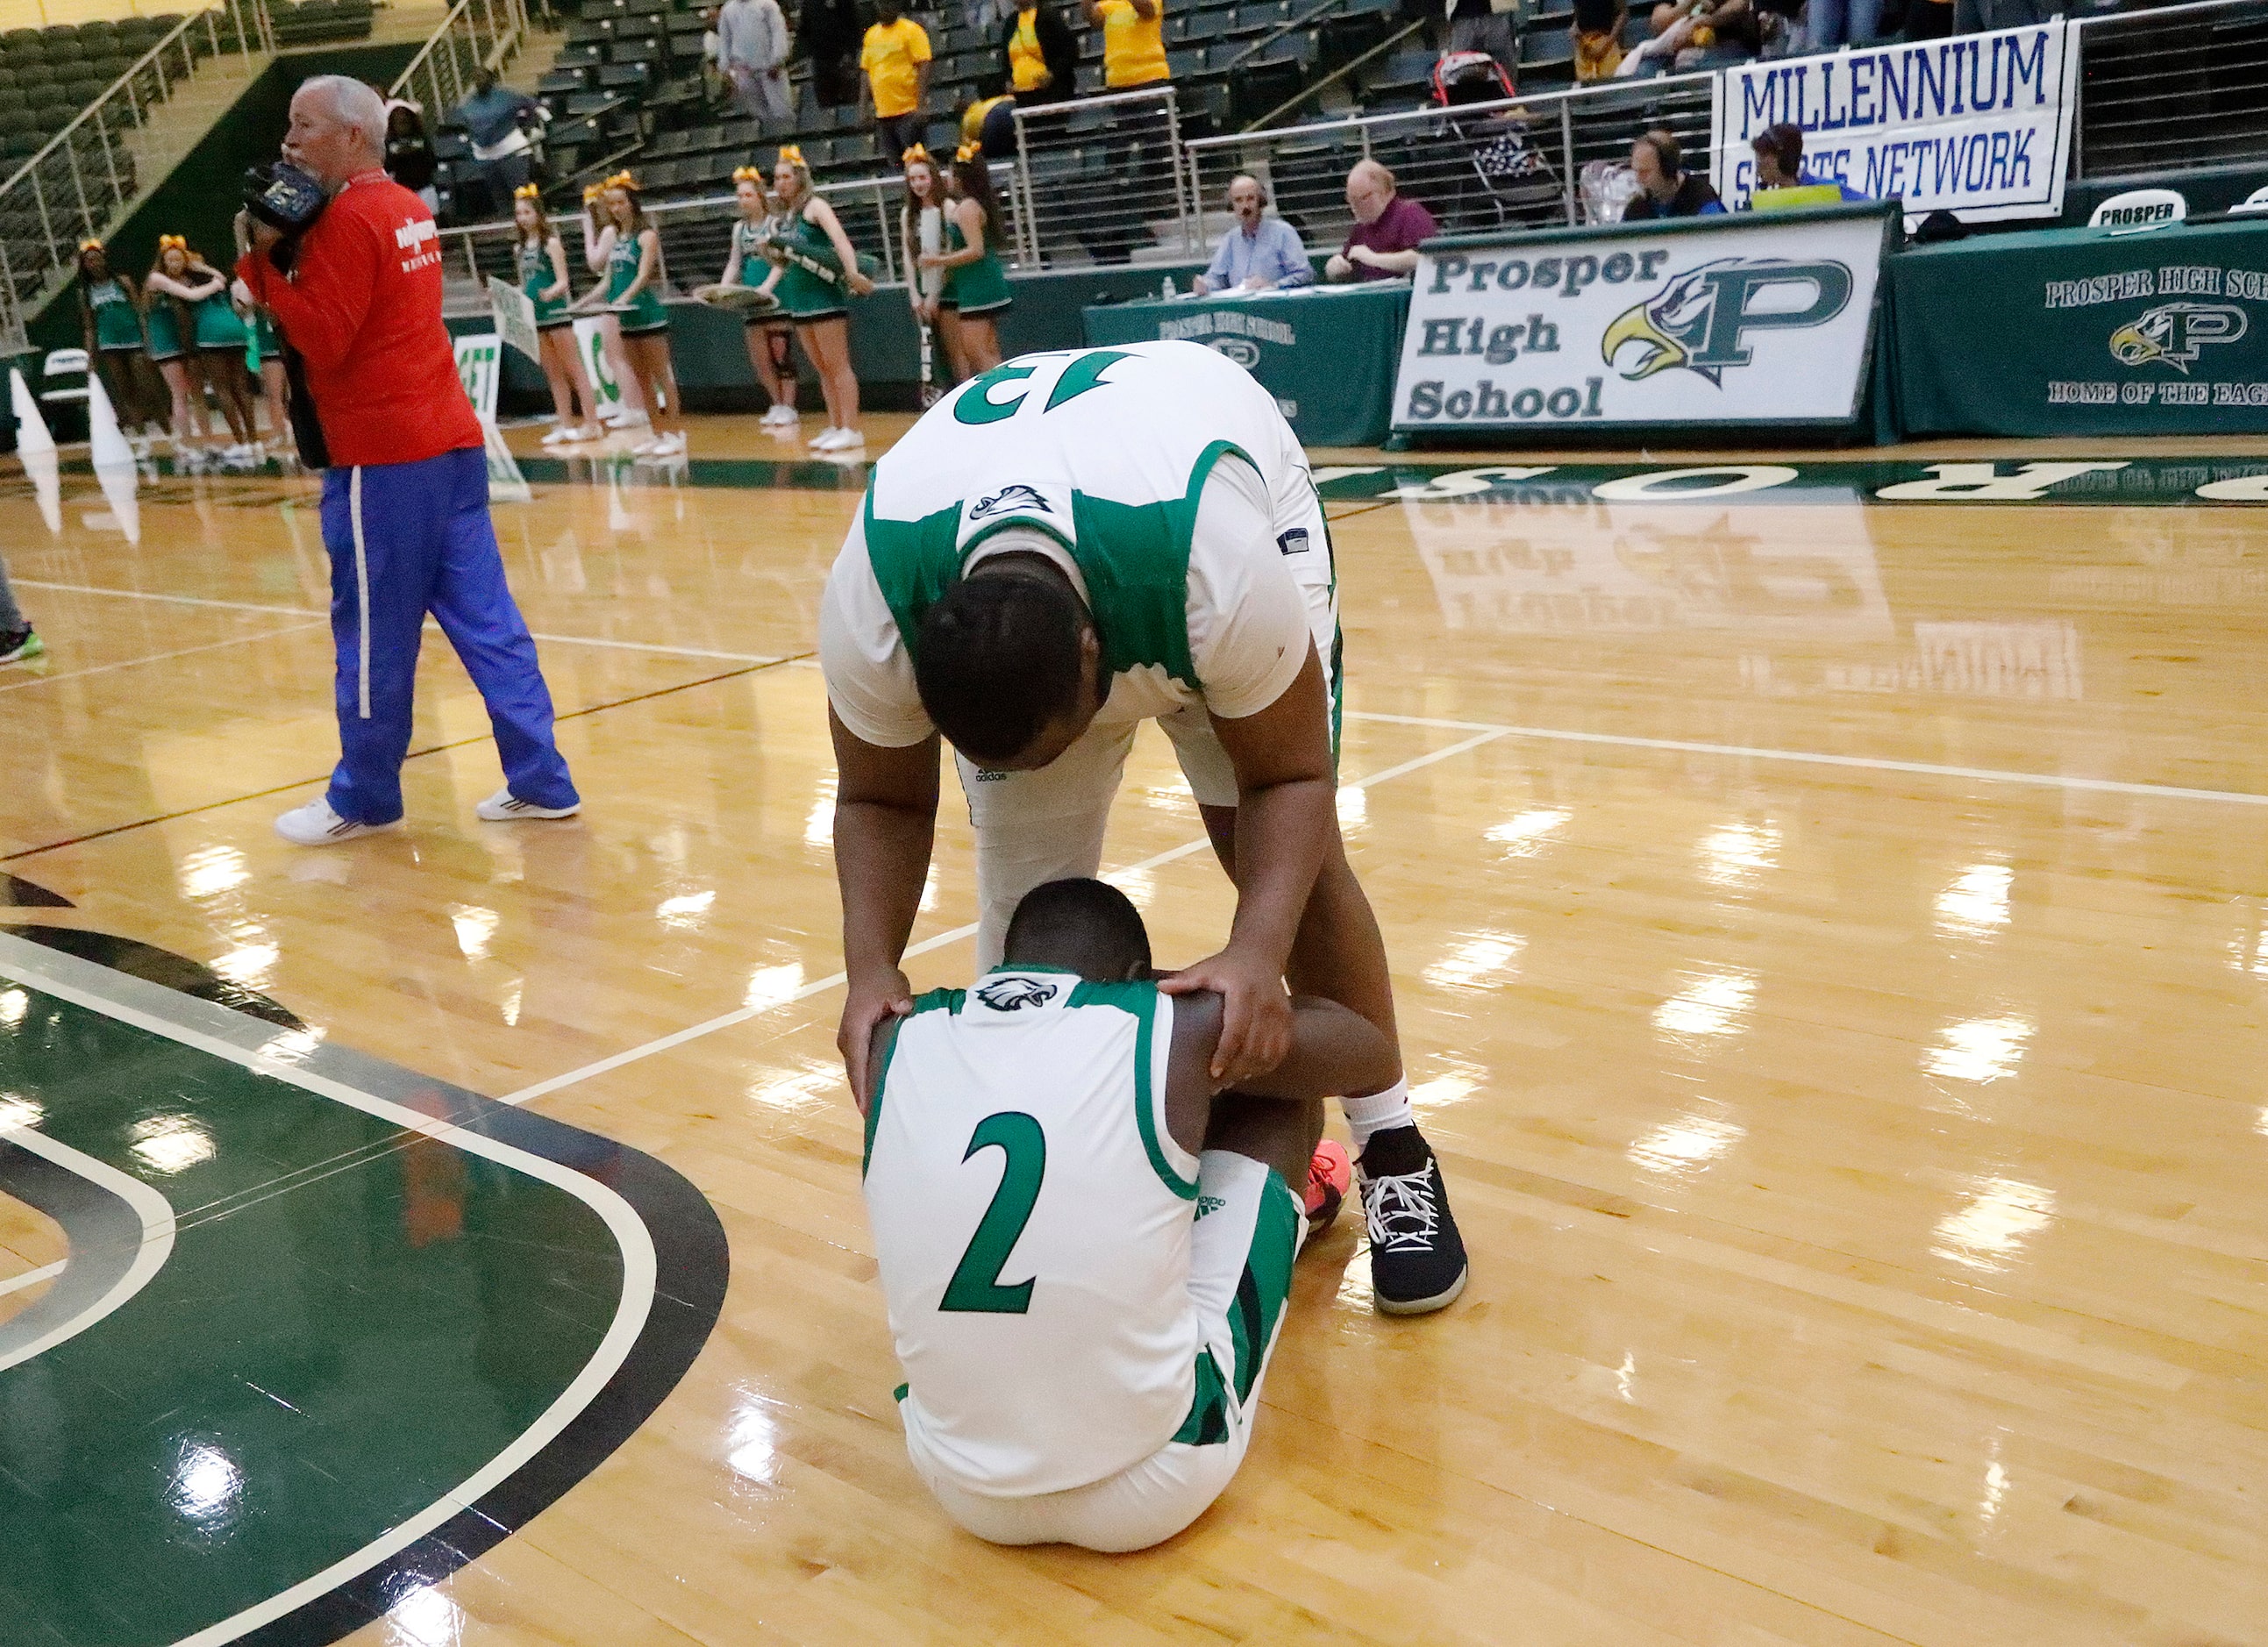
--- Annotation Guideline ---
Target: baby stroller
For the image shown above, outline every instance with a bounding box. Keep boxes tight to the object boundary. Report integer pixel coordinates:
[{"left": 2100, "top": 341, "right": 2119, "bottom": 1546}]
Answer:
[{"left": 1428, "top": 51, "right": 1562, "bottom": 231}]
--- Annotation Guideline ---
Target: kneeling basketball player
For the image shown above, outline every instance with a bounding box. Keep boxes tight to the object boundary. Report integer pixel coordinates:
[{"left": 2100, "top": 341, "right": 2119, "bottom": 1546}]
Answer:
[{"left": 859, "top": 878, "right": 1387, "bottom": 1551}]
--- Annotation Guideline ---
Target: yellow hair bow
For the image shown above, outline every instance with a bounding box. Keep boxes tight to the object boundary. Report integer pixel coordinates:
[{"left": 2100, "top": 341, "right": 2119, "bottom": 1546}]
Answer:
[
  {"left": 777, "top": 145, "right": 804, "bottom": 167},
  {"left": 513, "top": 182, "right": 541, "bottom": 200},
  {"left": 79, "top": 237, "right": 102, "bottom": 252},
  {"left": 158, "top": 233, "right": 187, "bottom": 251},
  {"left": 731, "top": 164, "right": 764, "bottom": 183},
  {"left": 902, "top": 143, "right": 932, "bottom": 166},
  {"left": 955, "top": 143, "right": 982, "bottom": 164},
  {"left": 605, "top": 170, "right": 637, "bottom": 190},
  {"left": 582, "top": 182, "right": 604, "bottom": 201}
]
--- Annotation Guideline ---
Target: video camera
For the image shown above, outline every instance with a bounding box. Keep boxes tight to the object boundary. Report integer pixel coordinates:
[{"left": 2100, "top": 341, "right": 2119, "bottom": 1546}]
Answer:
[{"left": 242, "top": 160, "right": 328, "bottom": 239}]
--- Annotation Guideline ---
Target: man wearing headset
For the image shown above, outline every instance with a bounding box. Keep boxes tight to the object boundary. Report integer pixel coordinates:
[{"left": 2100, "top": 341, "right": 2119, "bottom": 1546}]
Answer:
[
  {"left": 1190, "top": 175, "right": 1312, "bottom": 297},
  {"left": 1619, "top": 128, "right": 1726, "bottom": 221}
]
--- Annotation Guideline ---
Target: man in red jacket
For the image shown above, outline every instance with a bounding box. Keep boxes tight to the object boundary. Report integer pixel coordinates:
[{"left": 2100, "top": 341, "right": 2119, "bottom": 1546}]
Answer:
[{"left": 239, "top": 75, "right": 580, "bottom": 845}]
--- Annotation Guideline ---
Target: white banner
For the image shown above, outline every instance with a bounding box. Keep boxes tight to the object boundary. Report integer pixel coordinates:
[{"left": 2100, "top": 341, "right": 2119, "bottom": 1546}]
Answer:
[
  {"left": 453, "top": 331, "right": 501, "bottom": 424},
  {"left": 570, "top": 316, "right": 625, "bottom": 417},
  {"left": 1711, "top": 21, "right": 2078, "bottom": 221},
  {"left": 1390, "top": 209, "right": 1892, "bottom": 433},
  {"left": 487, "top": 275, "right": 543, "bottom": 365}
]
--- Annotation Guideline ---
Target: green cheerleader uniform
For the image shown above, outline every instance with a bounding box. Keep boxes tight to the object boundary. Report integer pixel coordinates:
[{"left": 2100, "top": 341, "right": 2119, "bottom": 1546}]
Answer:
[
  {"left": 939, "top": 215, "right": 1011, "bottom": 317},
  {"left": 774, "top": 206, "right": 852, "bottom": 324},
  {"left": 191, "top": 286, "right": 248, "bottom": 352},
  {"left": 519, "top": 237, "right": 571, "bottom": 331},
  {"left": 734, "top": 217, "right": 789, "bottom": 329},
  {"left": 143, "top": 291, "right": 186, "bottom": 362},
  {"left": 87, "top": 277, "right": 145, "bottom": 353},
  {"left": 253, "top": 308, "right": 281, "bottom": 358},
  {"left": 604, "top": 230, "right": 668, "bottom": 336}
]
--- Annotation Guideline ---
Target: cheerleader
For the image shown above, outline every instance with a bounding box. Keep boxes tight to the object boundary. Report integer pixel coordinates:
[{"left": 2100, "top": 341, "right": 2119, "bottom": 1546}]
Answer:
[
  {"left": 569, "top": 174, "right": 683, "bottom": 459},
  {"left": 579, "top": 180, "right": 646, "bottom": 434},
  {"left": 768, "top": 145, "right": 874, "bottom": 453},
  {"left": 924, "top": 144, "right": 1012, "bottom": 375},
  {"left": 899, "top": 145, "right": 962, "bottom": 386},
  {"left": 74, "top": 239, "right": 164, "bottom": 445},
  {"left": 512, "top": 184, "right": 603, "bottom": 445},
  {"left": 141, "top": 236, "right": 208, "bottom": 449},
  {"left": 720, "top": 165, "right": 801, "bottom": 431}
]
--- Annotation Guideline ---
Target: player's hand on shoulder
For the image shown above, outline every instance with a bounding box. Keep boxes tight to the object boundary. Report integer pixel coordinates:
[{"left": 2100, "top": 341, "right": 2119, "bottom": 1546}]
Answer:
[
  {"left": 1160, "top": 945, "right": 1291, "bottom": 1086},
  {"left": 840, "top": 966, "right": 914, "bottom": 1114}
]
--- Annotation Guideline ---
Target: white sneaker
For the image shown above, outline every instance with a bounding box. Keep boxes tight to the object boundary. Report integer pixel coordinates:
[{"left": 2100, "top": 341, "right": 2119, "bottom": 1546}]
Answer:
[
  {"left": 630, "top": 435, "right": 661, "bottom": 456},
  {"left": 275, "top": 797, "right": 400, "bottom": 845},
  {"left": 650, "top": 431, "right": 686, "bottom": 457},
  {"left": 817, "top": 426, "right": 865, "bottom": 452},
  {"left": 541, "top": 424, "right": 575, "bottom": 446},
  {"left": 604, "top": 409, "right": 650, "bottom": 430},
  {"left": 806, "top": 425, "right": 840, "bottom": 449},
  {"left": 475, "top": 787, "right": 581, "bottom": 822},
  {"left": 763, "top": 403, "right": 798, "bottom": 427}
]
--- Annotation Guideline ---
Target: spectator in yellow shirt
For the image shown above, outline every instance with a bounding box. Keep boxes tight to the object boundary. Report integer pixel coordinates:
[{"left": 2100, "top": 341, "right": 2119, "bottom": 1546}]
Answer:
[
  {"left": 1084, "top": 0, "right": 1167, "bottom": 89},
  {"left": 859, "top": 0, "right": 933, "bottom": 160}
]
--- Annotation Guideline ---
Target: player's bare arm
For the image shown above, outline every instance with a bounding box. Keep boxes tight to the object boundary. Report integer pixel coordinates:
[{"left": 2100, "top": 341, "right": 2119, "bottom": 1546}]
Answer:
[
  {"left": 831, "top": 705, "right": 941, "bottom": 1096},
  {"left": 1164, "top": 988, "right": 1397, "bottom": 1164},
  {"left": 1160, "top": 645, "right": 1337, "bottom": 1086}
]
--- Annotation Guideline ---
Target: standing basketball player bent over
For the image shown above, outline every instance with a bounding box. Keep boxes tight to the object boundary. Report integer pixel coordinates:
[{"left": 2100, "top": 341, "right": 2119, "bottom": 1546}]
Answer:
[
  {"left": 863, "top": 879, "right": 1391, "bottom": 1549},
  {"left": 822, "top": 339, "right": 1467, "bottom": 1313}
]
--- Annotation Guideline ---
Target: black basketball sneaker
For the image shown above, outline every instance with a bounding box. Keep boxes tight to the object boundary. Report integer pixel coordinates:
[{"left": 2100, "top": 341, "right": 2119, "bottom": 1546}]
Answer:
[{"left": 1357, "top": 1125, "right": 1469, "bottom": 1315}]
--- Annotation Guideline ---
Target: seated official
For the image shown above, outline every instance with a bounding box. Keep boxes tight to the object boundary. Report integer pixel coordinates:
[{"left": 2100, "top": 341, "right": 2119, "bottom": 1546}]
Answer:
[
  {"left": 1750, "top": 122, "right": 1869, "bottom": 203},
  {"left": 1324, "top": 160, "right": 1437, "bottom": 283},
  {"left": 861, "top": 878, "right": 1379, "bottom": 1553},
  {"left": 1620, "top": 130, "right": 1724, "bottom": 220},
  {"left": 1191, "top": 175, "right": 1311, "bottom": 296}
]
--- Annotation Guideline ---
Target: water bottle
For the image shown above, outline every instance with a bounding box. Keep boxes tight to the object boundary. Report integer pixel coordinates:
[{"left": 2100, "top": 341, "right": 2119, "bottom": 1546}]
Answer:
[{"left": 1159, "top": 274, "right": 1175, "bottom": 299}]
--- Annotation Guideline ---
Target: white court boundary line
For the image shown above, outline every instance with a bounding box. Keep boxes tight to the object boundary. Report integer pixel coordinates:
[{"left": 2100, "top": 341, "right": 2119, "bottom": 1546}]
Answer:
[
  {"left": 502, "top": 704, "right": 2268, "bottom": 1107},
  {"left": 500, "top": 727, "right": 1513, "bottom": 1106},
  {"left": 0, "top": 1123, "right": 177, "bottom": 1374},
  {"left": 0, "top": 932, "right": 660, "bottom": 1647},
  {"left": 0, "top": 621, "right": 328, "bottom": 695},
  {"left": 12, "top": 581, "right": 782, "bottom": 666}
]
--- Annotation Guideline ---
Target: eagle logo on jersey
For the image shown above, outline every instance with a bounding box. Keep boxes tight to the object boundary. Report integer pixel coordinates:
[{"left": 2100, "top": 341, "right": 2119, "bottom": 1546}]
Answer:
[
  {"left": 976, "top": 976, "right": 1060, "bottom": 1011},
  {"left": 968, "top": 483, "right": 1053, "bottom": 521}
]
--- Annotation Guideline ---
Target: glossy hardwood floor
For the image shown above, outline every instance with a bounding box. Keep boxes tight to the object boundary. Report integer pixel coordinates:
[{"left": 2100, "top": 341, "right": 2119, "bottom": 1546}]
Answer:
[{"left": 4, "top": 417, "right": 2268, "bottom": 1645}]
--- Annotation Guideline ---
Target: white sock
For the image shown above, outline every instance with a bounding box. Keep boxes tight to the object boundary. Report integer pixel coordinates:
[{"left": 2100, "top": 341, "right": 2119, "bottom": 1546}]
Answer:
[{"left": 1341, "top": 1078, "right": 1414, "bottom": 1152}]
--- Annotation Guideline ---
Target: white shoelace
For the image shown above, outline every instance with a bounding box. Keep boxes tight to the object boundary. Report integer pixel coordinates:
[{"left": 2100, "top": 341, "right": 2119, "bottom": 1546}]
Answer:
[{"left": 1361, "top": 1166, "right": 1441, "bottom": 1252}]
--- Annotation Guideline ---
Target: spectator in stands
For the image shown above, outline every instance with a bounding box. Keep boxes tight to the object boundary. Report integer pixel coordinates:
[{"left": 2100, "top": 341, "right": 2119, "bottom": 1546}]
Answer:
[
  {"left": 1620, "top": 129, "right": 1723, "bottom": 219},
  {"left": 718, "top": 0, "right": 792, "bottom": 128},
  {"left": 800, "top": 0, "right": 866, "bottom": 108},
  {"left": 859, "top": 0, "right": 934, "bottom": 162},
  {"left": 75, "top": 240, "right": 164, "bottom": 446},
  {"left": 1192, "top": 175, "right": 1311, "bottom": 296},
  {"left": 453, "top": 68, "right": 545, "bottom": 200},
  {"left": 1750, "top": 122, "right": 1869, "bottom": 202},
  {"left": 1001, "top": 2, "right": 1078, "bottom": 106},
  {"left": 1571, "top": 0, "right": 1628, "bottom": 82},
  {"left": 962, "top": 89, "right": 1021, "bottom": 154},
  {"left": 924, "top": 143, "right": 1013, "bottom": 374},
  {"left": 1805, "top": 0, "right": 1878, "bottom": 50},
  {"left": 1087, "top": 0, "right": 1169, "bottom": 90},
  {"left": 701, "top": 9, "right": 726, "bottom": 105},
  {"left": 1953, "top": 0, "right": 2046, "bottom": 33},
  {"left": 383, "top": 100, "right": 439, "bottom": 215},
  {"left": 1324, "top": 159, "right": 1437, "bottom": 283},
  {"left": 1444, "top": 0, "right": 1520, "bottom": 75}
]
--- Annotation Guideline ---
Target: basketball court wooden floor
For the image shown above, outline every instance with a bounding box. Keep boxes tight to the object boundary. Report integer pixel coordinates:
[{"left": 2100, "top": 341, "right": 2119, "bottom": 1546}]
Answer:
[{"left": 4, "top": 417, "right": 2267, "bottom": 1645}]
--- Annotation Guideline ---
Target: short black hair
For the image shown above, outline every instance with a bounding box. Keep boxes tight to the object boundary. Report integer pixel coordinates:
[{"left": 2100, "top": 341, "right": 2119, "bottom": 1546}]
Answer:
[
  {"left": 1002, "top": 879, "right": 1152, "bottom": 980},
  {"left": 1753, "top": 122, "right": 1804, "bottom": 174},
  {"left": 913, "top": 574, "right": 1087, "bottom": 763}
]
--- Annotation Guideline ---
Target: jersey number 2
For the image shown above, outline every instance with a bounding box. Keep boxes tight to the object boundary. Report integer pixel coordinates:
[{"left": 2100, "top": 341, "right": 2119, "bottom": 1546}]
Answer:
[{"left": 939, "top": 1111, "right": 1045, "bottom": 1314}]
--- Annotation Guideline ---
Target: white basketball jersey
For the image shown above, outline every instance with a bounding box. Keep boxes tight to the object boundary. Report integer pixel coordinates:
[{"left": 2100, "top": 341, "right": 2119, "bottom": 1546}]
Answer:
[
  {"left": 865, "top": 338, "right": 1308, "bottom": 548},
  {"left": 862, "top": 967, "right": 1206, "bottom": 1498}
]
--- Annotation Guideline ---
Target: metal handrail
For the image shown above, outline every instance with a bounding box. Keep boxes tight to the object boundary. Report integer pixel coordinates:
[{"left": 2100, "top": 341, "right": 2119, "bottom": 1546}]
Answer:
[
  {"left": 0, "top": 0, "right": 274, "bottom": 353},
  {"left": 391, "top": 0, "right": 532, "bottom": 122},
  {"left": 1243, "top": 18, "right": 1426, "bottom": 132}
]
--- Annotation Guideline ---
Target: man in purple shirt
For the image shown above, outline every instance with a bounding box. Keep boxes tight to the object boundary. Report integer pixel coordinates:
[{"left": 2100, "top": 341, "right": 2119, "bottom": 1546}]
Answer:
[{"left": 1324, "top": 160, "right": 1438, "bottom": 282}]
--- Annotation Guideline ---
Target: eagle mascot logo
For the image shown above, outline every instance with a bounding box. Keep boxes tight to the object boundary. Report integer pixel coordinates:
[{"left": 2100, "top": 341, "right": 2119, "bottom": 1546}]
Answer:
[
  {"left": 2108, "top": 302, "right": 2249, "bottom": 374},
  {"left": 975, "top": 976, "right": 1060, "bottom": 1011},
  {"left": 1601, "top": 258, "right": 1747, "bottom": 386}
]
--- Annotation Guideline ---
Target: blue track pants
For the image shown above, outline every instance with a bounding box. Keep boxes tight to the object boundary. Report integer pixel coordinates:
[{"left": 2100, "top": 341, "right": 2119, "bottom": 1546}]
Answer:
[{"left": 319, "top": 446, "right": 578, "bottom": 824}]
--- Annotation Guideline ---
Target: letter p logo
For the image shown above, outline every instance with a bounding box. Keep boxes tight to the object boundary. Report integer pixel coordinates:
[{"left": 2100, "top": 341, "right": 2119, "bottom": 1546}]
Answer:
[{"left": 1688, "top": 261, "right": 1855, "bottom": 371}]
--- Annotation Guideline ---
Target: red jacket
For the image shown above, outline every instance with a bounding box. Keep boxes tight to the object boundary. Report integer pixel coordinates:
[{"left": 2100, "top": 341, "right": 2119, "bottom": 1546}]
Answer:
[{"left": 236, "top": 168, "right": 482, "bottom": 467}]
